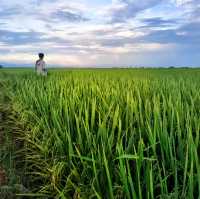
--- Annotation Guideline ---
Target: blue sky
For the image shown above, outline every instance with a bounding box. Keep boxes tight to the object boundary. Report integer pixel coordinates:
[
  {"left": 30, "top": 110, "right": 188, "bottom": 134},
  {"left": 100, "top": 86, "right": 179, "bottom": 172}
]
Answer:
[{"left": 0, "top": 0, "right": 200, "bottom": 67}]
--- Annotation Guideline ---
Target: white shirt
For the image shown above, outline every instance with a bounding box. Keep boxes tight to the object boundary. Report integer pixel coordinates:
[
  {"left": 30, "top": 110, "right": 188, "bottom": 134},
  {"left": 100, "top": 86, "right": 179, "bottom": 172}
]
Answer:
[{"left": 35, "top": 60, "right": 46, "bottom": 72}]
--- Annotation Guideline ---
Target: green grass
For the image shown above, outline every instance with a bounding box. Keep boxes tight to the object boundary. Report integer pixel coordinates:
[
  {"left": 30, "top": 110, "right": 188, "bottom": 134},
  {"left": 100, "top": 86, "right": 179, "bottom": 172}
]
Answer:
[{"left": 0, "top": 68, "right": 200, "bottom": 198}]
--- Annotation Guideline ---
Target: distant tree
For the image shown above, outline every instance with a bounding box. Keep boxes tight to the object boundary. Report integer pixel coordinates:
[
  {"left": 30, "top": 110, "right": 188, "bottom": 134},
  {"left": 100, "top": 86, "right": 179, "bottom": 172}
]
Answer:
[
  {"left": 0, "top": 65, "right": 3, "bottom": 69},
  {"left": 169, "top": 66, "right": 175, "bottom": 69},
  {"left": 181, "top": 67, "right": 189, "bottom": 69}
]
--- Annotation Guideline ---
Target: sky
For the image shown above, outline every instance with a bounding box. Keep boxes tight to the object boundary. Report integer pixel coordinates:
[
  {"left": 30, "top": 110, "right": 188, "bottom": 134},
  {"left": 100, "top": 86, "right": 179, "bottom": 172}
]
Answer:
[{"left": 0, "top": 0, "right": 200, "bottom": 67}]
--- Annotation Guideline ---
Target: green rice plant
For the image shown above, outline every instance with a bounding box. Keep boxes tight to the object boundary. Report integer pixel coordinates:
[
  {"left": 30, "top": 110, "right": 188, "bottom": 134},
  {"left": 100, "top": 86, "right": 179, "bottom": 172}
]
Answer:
[{"left": 1, "top": 68, "right": 200, "bottom": 198}]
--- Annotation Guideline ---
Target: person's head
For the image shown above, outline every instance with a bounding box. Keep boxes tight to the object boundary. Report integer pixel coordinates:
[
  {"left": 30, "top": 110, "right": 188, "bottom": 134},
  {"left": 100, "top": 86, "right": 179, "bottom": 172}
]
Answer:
[{"left": 38, "top": 53, "right": 44, "bottom": 60}]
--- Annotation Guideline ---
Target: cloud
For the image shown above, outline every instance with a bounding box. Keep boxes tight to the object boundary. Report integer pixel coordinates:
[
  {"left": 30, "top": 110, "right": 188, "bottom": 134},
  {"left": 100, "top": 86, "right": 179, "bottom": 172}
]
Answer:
[
  {"left": 0, "top": 0, "right": 200, "bottom": 67},
  {"left": 139, "top": 20, "right": 200, "bottom": 45},
  {"left": 0, "top": 29, "right": 73, "bottom": 47},
  {"left": 51, "top": 10, "right": 89, "bottom": 22},
  {"left": 0, "top": 30, "right": 44, "bottom": 45},
  {"left": 141, "top": 17, "right": 177, "bottom": 28},
  {"left": 108, "top": 0, "right": 163, "bottom": 23},
  {"left": 172, "top": 0, "right": 194, "bottom": 6},
  {"left": 0, "top": 6, "right": 21, "bottom": 18}
]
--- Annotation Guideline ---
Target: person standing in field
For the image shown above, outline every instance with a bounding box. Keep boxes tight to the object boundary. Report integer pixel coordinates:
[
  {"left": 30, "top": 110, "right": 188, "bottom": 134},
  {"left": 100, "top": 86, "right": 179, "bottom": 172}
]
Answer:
[{"left": 35, "top": 53, "right": 47, "bottom": 76}]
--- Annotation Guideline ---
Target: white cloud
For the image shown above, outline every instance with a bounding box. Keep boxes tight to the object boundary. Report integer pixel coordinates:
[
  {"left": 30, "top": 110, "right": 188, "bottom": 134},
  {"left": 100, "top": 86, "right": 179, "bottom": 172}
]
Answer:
[
  {"left": 0, "top": 0, "right": 199, "bottom": 67},
  {"left": 172, "top": 0, "right": 193, "bottom": 6}
]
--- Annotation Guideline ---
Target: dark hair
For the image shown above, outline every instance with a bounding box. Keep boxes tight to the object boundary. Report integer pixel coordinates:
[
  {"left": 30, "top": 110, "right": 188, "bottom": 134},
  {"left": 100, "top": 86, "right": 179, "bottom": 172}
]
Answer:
[{"left": 38, "top": 53, "right": 44, "bottom": 59}]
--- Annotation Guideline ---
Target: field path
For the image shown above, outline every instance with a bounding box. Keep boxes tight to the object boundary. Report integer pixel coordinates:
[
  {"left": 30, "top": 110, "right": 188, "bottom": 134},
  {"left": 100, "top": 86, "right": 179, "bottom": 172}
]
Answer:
[
  {"left": 0, "top": 81, "right": 9, "bottom": 187},
  {"left": 0, "top": 79, "right": 28, "bottom": 198}
]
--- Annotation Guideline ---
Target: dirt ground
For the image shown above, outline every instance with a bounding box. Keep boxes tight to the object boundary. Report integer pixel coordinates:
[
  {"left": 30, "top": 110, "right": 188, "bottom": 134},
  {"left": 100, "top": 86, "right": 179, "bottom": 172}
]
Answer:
[{"left": 0, "top": 167, "right": 7, "bottom": 186}]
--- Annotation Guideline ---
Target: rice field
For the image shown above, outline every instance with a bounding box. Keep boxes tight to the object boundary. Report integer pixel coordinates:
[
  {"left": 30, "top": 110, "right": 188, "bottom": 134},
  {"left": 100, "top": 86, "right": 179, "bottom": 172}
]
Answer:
[{"left": 1, "top": 68, "right": 200, "bottom": 199}]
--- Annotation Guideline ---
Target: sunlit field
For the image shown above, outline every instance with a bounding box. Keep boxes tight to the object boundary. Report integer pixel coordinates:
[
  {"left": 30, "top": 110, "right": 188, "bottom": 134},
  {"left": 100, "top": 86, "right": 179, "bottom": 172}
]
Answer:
[{"left": 1, "top": 68, "right": 200, "bottom": 199}]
